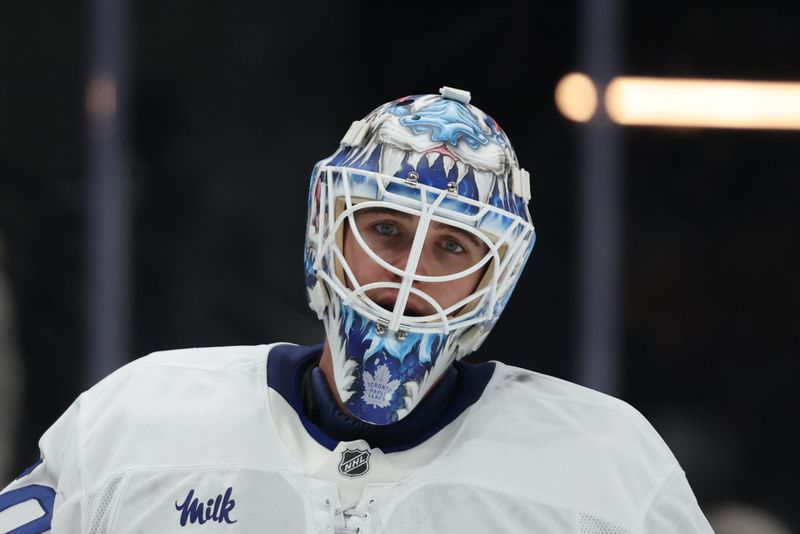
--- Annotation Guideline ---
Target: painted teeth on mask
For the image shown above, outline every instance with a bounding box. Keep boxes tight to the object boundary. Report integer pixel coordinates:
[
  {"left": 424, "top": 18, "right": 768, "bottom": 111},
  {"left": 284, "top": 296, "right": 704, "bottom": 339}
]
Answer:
[
  {"left": 441, "top": 155, "right": 456, "bottom": 176},
  {"left": 473, "top": 169, "right": 495, "bottom": 197},
  {"left": 455, "top": 161, "right": 469, "bottom": 182},
  {"left": 381, "top": 145, "right": 475, "bottom": 190},
  {"left": 406, "top": 151, "right": 425, "bottom": 171},
  {"left": 425, "top": 152, "right": 438, "bottom": 168},
  {"left": 380, "top": 145, "right": 406, "bottom": 179}
]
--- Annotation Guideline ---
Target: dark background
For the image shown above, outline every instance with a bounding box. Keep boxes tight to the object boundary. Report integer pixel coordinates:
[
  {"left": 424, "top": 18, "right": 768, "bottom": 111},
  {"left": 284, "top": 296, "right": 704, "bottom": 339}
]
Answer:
[{"left": 1, "top": 1, "right": 797, "bottom": 530}]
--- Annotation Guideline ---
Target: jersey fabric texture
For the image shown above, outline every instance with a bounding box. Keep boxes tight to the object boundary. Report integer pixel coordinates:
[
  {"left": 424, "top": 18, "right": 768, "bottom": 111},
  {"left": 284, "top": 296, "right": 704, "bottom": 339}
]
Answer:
[{"left": 0, "top": 344, "right": 713, "bottom": 533}]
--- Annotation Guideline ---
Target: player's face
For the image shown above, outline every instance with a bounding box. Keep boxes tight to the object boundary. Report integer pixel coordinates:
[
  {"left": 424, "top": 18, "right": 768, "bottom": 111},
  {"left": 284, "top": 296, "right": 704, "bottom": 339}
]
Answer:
[{"left": 343, "top": 207, "right": 489, "bottom": 316}]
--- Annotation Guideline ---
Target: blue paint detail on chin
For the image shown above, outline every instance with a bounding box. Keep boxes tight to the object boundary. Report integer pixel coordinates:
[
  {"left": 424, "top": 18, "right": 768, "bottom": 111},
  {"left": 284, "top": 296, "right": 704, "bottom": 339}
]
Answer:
[
  {"left": 334, "top": 303, "right": 452, "bottom": 425},
  {"left": 0, "top": 485, "right": 56, "bottom": 534},
  {"left": 339, "top": 304, "right": 445, "bottom": 367}
]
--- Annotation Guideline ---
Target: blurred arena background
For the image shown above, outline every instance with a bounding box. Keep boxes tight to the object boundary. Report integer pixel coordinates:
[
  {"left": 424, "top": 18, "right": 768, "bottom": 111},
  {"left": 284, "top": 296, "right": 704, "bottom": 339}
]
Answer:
[{"left": 1, "top": 1, "right": 797, "bottom": 531}]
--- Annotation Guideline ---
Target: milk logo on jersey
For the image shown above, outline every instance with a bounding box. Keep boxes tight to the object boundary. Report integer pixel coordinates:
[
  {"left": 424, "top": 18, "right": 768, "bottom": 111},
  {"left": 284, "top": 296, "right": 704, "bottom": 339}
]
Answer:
[
  {"left": 175, "top": 487, "right": 237, "bottom": 526},
  {"left": 338, "top": 448, "right": 371, "bottom": 477}
]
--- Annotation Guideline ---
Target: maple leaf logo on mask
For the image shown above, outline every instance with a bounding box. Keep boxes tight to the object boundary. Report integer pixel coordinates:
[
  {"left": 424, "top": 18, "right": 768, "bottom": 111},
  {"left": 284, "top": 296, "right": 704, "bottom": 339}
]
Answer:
[{"left": 361, "top": 364, "right": 402, "bottom": 408}]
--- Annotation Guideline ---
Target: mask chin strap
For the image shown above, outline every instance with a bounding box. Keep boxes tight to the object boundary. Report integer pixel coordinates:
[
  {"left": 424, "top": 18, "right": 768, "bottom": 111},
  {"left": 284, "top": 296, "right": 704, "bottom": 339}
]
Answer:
[{"left": 388, "top": 190, "right": 448, "bottom": 334}]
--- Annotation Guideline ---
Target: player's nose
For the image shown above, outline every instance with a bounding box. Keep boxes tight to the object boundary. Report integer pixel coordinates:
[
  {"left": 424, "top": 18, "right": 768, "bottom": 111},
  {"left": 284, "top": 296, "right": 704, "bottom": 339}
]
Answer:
[
  {"left": 386, "top": 244, "right": 435, "bottom": 278},
  {"left": 383, "top": 250, "right": 408, "bottom": 280}
]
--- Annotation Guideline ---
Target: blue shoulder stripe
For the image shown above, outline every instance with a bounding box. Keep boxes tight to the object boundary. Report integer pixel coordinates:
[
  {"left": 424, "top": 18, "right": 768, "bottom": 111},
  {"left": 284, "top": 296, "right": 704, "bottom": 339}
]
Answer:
[{"left": 0, "top": 484, "right": 56, "bottom": 534}]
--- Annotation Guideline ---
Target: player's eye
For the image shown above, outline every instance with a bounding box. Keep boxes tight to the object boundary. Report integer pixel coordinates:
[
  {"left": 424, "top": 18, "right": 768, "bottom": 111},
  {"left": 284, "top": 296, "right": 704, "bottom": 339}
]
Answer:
[
  {"left": 374, "top": 222, "right": 400, "bottom": 236},
  {"left": 442, "top": 238, "right": 465, "bottom": 254}
]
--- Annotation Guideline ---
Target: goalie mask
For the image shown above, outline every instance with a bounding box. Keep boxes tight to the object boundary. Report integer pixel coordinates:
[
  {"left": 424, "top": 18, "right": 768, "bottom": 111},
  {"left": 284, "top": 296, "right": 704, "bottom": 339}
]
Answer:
[{"left": 305, "top": 87, "right": 535, "bottom": 425}]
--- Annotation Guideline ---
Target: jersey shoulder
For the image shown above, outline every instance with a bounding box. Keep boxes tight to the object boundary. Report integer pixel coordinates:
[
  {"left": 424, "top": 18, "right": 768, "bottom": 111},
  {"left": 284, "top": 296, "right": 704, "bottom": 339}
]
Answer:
[
  {"left": 432, "top": 361, "right": 684, "bottom": 525},
  {"left": 486, "top": 361, "right": 676, "bottom": 459},
  {"left": 78, "top": 343, "right": 285, "bottom": 413},
  {"left": 49, "top": 344, "right": 294, "bottom": 488},
  {"left": 91, "top": 344, "right": 275, "bottom": 390}
]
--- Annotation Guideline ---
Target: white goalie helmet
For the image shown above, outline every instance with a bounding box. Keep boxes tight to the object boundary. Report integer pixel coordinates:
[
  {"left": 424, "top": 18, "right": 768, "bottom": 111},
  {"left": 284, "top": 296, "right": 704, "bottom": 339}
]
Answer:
[{"left": 304, "top": 86, "right": 535, "bottom": 425}]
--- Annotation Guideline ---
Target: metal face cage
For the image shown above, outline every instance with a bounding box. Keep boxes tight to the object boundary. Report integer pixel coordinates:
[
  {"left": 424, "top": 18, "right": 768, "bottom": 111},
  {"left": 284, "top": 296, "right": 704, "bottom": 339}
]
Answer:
[{"left": 309, "top": 165, "right": 535, "bottom": 339}]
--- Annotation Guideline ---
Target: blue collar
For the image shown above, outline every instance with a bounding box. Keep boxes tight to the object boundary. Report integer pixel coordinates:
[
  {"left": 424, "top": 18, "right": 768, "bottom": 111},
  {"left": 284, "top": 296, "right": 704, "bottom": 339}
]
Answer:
[{"left": 267, "top": 344, "right": 495, "bottom": 452}]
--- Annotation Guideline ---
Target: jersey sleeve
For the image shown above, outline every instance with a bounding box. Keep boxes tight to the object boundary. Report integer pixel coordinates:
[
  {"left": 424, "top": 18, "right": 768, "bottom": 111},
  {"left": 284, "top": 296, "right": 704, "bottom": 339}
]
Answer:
[
  {"left": 0, "top": 400, "right": 84, "bottom": 533},
  {"left": 640, "top": 468, "right": 714, "bottom": 533}
]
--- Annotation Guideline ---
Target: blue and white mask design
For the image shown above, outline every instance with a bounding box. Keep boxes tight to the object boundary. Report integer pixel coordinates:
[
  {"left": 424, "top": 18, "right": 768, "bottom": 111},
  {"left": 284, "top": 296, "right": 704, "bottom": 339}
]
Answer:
[{"left": 305, "top": 87, "right": 535, "bottom": 425}]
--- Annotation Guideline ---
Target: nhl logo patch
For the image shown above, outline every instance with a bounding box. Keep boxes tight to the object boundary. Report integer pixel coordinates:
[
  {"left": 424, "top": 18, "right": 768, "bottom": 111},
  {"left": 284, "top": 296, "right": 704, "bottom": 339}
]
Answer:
[{"left": 338, "top": 448, "right": 371, "bottom": 478}]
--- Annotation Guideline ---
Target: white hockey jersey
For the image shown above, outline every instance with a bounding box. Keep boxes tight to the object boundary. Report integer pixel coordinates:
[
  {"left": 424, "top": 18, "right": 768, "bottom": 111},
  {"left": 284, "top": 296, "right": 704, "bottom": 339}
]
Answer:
[{"left": 0, "top": 343, "right": 713, "bottom": 533}]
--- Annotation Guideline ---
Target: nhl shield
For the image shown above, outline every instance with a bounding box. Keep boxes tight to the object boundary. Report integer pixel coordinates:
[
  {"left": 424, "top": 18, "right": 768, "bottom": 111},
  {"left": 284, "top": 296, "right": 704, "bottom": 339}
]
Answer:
[{"left": 338, "top": 448, "right": 371, "bottom": 478}]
